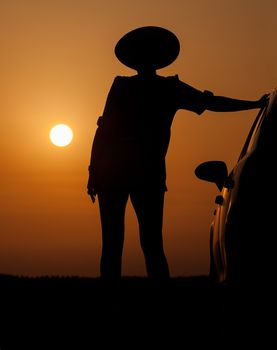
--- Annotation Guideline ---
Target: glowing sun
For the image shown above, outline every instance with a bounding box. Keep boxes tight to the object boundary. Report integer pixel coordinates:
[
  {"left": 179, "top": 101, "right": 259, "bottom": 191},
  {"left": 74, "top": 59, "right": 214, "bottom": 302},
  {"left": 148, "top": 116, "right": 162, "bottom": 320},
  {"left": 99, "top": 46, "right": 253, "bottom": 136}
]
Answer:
[{"left": 50, "top": 124, "right": 73, "bottom": 147}]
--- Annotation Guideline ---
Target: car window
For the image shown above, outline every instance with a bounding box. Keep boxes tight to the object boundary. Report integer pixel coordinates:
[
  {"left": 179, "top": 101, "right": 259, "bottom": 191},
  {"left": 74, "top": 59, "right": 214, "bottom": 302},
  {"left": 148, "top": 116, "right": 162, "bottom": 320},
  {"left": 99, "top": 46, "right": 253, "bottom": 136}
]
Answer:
[
  {"left": 238, "top": 106, "right": 267, "bottom": 160},
  {"left": 244, "top": 111, "right": 265, "bottom": 153}
]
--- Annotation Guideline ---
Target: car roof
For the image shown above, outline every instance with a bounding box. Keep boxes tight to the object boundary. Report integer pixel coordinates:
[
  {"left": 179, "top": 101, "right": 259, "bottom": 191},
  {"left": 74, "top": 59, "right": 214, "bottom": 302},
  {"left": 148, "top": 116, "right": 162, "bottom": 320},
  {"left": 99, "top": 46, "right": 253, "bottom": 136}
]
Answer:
[{"left": 267, "top": 87, "right": 277, "bottom": 114}]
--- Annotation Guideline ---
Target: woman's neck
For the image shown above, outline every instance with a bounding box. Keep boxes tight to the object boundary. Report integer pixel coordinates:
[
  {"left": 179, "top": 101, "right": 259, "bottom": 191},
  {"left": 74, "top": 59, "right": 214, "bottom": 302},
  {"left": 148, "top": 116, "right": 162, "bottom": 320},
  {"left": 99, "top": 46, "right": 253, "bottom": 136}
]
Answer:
[{"left": 136, "top": 67, "right": 157, "bottom": 78}]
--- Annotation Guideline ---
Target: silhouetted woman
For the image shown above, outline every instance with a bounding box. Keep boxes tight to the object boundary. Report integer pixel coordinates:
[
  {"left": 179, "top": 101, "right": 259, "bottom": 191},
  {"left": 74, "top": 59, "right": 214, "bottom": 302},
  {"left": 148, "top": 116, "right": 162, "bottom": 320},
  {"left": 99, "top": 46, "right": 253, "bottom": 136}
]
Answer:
[{"left": 87, "top": 26, "right": 268, "bottom": 279}]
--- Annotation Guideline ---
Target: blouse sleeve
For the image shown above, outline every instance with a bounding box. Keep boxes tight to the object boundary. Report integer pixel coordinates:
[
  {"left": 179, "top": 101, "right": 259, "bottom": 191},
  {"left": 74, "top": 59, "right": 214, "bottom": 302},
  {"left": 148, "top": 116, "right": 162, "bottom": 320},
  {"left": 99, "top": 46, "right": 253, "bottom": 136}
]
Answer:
[{"left": 174, "top": 76, "right": 214, "bottom": 115}]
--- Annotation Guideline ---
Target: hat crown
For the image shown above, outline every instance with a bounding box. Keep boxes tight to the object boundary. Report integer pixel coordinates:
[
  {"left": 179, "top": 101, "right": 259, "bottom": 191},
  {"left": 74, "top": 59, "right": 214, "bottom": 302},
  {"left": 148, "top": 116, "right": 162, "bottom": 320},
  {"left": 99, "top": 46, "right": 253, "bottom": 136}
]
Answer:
[{"left": 115, "top": 26, "right": 180, "bottom": 70}]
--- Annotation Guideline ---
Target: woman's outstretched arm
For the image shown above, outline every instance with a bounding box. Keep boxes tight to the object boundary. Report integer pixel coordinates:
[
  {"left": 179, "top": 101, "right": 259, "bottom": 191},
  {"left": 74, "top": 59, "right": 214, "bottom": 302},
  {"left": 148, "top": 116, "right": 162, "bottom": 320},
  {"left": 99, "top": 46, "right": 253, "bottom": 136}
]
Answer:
[{"left": 206, "top": 93, "right": 269, "bottom": 112}]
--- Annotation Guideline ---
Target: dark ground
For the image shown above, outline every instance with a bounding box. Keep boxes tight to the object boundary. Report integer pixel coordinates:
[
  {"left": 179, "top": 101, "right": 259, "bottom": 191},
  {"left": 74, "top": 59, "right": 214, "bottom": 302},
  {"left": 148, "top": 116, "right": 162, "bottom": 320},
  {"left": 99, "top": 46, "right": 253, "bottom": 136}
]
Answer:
[{"left": 0, "top": 274, "right": 273, "bottom": 349}]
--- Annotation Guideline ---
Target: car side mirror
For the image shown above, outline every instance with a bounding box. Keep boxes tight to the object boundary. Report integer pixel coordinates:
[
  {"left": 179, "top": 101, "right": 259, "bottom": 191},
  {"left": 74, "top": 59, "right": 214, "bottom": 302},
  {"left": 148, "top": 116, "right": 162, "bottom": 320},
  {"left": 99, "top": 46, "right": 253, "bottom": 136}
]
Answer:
[{"left": 194, "top": 161, "right": 228, "bottom": 191}]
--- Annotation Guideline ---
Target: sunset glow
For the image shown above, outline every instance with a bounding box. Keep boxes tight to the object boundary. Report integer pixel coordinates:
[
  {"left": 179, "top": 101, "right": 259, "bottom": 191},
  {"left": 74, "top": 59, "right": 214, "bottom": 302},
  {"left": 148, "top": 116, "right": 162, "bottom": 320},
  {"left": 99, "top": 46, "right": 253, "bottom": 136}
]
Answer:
[{"left": 0, "top": 0, "right": 276, "bottom": 278}]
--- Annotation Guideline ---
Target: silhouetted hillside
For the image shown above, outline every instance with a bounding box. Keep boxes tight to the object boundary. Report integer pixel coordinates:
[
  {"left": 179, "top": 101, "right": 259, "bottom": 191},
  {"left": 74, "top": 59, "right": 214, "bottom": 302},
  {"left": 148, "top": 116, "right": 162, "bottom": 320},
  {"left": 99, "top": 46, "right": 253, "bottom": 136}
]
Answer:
[{"left": 0, "top": 274, "right": 272, "bottom": 349}]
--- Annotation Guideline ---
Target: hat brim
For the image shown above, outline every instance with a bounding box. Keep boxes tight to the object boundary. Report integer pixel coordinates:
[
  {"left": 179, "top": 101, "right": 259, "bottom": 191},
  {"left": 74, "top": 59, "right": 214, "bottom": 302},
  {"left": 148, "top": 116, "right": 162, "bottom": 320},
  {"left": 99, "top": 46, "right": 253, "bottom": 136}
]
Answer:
[{"left": 115, "top": 26, "right": 180, "bottom": 70}]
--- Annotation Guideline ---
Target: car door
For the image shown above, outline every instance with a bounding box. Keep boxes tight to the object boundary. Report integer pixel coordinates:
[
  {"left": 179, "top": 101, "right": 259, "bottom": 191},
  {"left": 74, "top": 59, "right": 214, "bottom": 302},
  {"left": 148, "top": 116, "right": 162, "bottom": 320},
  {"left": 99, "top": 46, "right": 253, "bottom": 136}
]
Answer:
[{"left": 218, "top": 105, "right": 266, "bottom": 281}]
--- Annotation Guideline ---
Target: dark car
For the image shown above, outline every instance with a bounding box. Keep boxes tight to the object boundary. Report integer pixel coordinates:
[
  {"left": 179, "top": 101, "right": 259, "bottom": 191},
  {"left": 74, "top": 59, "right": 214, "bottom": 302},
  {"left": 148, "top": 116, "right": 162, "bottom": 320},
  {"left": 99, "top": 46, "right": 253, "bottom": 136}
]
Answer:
[{"left": 195, "top": 89, "right": 276, "bottom": 286}]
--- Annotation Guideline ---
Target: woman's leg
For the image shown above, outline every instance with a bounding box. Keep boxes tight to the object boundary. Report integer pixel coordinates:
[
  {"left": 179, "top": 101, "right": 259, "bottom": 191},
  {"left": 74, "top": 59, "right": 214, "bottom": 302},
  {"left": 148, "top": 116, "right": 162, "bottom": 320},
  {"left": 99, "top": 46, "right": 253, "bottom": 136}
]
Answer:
[
  {"left": 97, "top": 191, "right": 129, "bottom": 279},
  {"left": 130, "top": 190, "right": 170, "bottom": 279}
]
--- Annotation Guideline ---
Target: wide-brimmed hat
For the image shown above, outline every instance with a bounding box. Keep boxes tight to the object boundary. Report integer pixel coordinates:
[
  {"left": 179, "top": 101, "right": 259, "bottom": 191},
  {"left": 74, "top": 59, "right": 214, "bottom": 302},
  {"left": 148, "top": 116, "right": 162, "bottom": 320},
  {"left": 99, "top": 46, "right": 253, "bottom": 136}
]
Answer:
[{"left": 115, "top": 26, "right": 180, "bottom": 70}]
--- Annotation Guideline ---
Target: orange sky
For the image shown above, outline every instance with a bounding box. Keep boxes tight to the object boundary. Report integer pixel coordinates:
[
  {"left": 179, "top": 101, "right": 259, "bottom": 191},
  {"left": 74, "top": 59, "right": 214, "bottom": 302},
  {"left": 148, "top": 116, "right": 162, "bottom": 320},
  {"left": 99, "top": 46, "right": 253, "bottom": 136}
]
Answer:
[{"left": 0, "top": 0, "right": 276, "bottom": 277}]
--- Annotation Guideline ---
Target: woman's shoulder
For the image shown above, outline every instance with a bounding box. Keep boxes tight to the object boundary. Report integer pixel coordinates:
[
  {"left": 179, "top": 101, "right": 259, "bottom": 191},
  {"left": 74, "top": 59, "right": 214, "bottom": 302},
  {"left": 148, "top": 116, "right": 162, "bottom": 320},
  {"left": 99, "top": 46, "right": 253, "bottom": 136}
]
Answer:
[
  {"left": 112, "top": 75, "right": 137, "bottom": 86},
  {"left": 111, "top": 74, "right": 181, "bottom": 89},
  {"left": 114, "top": 75, "right": 136, "bottom": 80}
]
